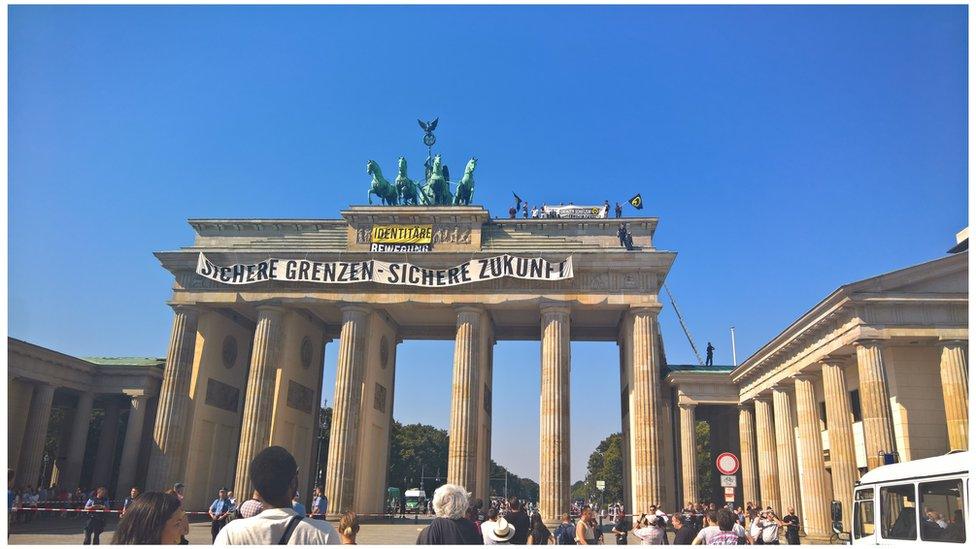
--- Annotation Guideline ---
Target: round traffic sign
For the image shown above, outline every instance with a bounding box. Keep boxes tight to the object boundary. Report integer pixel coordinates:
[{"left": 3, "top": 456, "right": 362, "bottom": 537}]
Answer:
[{"left": 716, "top": 452, "right": 740, "bottom": 475}]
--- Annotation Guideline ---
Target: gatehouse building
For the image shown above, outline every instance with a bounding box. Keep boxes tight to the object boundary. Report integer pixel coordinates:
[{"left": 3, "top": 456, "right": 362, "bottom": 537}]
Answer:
[{"left": 7, "top": 205, "right": 968, "bottom": 540}]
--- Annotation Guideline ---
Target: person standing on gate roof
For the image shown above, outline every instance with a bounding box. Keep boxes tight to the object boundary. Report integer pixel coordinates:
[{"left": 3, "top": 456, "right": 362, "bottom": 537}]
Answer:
[
  {"left": 209, "top": 488, "right": 234, "bottom": 541},
  {"left": 214, "top": 446, "right": 340, "bottom": 544},
  {"left": 522, "top": 203, "right": 529, "bottom": 218},
  {"left": 705, "top": 342, "right": 715, "bottom": 366},
  {"left": 614, "top": 202, "right": 623, "bottom": 218},
  {"left": 617, "top": 224, "right": 628, "bottom": 247}
]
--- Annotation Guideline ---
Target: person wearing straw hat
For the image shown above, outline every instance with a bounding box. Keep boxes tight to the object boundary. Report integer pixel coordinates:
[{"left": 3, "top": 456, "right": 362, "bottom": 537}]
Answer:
[{"left": 487, "top": 516, "right": 517, "bottom": 544}]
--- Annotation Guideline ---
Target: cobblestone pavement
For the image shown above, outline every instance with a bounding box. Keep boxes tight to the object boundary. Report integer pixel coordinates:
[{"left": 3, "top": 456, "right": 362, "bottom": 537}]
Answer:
[
  {"left": 8, "top": 515, "right": 826, "bottom": 545},
  {"left": 8, "top": 516, "right": 440, "bottom": 545}
]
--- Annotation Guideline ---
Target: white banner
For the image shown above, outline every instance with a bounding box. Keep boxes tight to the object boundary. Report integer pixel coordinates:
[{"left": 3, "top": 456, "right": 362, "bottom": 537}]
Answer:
[
  {"left": 542, "top": 204, "right": 608, "bottom": 219},
  {"left": 196, "top": 253, "right": 573, "bottom": 287}
]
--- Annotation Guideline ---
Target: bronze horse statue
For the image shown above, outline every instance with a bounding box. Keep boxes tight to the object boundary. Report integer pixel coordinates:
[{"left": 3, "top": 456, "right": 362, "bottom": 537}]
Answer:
[
  {"left": 367, "top": 160, "right": 398, "bottom": 205},
  {"left": 453, "top": 157, "right": 477, "bottom": 206}
]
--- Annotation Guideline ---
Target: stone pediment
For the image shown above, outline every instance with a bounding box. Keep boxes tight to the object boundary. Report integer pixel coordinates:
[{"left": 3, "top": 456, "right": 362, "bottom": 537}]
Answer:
[{"left": 848, "top": 251, "right": 967, "bottom": 295}]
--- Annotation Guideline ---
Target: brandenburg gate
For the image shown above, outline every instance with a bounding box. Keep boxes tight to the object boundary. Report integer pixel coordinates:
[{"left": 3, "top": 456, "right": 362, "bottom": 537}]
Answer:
[{"left": 148, "top": 205, "right": 678, "bottom": 521}]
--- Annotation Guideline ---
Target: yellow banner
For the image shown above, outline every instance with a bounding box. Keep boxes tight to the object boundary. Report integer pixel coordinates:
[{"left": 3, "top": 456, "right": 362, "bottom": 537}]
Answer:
[{"left": 371, "top": 224, "right": 433, "bottom": 244}]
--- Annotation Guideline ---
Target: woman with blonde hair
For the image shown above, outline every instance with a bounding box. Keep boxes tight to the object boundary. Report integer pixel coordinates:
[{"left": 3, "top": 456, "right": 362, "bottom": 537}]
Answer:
[{"left": 339, "top": 511, "right": 360, "bottom": 544}]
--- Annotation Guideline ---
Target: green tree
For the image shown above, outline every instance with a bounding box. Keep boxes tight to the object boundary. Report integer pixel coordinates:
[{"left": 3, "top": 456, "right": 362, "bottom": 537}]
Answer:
[
  {"left": 696, "top": 420, "right": 713, "bottom": 502},
  {"left": 386, "top": 421, "right": 449, "bottom": 496},
  {"left": 580, "top": 433, "right": 624, "bottom": 504}
]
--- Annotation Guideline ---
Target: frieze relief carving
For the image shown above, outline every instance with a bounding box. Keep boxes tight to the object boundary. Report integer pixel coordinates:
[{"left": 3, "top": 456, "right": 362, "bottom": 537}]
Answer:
[
  {"left": 205, "top": 378, "right": 240, "bottom": 413},
  {"left": 286, "top": 380, "right": 314, "bottom": 414},
  {"left": 431, "top": 225, "right": 471, "bottom": 244}
]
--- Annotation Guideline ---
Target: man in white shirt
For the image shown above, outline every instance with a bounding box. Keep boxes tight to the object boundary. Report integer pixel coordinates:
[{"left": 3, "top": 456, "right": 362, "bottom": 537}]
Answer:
[
  {"left": 481, "top": 507, "right": 501, "bottom": 544},
  {"left": 214, "top": 446, "right": 340, "bottom": 545}
]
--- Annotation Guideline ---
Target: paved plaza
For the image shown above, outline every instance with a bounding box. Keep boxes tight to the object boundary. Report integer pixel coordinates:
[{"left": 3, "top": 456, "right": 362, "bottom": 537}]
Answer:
[{"left": 8, "top": 516, "right": 429, "bottom": 545}]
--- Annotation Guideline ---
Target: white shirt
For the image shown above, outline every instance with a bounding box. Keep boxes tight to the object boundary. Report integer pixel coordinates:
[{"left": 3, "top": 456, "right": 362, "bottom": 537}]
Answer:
[
  {"left": 482, "top": 519, "right": 499, "bottom": 544},
  {"left": 214, "top": 507, "right": 340, "bottom": 545},
  {"left": 759, "top": 519, "right": 779, "bottom": 543},
  {"left": 693, "top": 524, "right": 744, "bottom": 544}
]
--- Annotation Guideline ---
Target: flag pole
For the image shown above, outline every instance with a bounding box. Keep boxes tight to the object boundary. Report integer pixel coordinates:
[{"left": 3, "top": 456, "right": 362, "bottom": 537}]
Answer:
[{"left": 730, "top": 325, "right": 737, "bottom": 367}]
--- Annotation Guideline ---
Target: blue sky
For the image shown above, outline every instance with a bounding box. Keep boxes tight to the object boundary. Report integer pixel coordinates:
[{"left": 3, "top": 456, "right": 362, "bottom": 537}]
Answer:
[{"left": 9, "top": 5, "right": 967, "bottom": 482}]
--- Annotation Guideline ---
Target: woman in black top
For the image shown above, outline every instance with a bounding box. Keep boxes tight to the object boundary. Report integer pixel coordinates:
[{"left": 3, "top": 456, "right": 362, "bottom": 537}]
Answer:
[{"left": 528, "top": 512, "right": 553, "bottom": 545}]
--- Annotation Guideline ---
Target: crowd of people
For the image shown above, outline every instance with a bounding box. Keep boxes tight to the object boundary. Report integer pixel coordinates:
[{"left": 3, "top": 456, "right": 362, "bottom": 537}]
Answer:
[
  {"left": 10, "top": 452, "right": 815, "bottom": 545},
  {"left": 411, "top": 487, "right": 809, "bottom": 546}
]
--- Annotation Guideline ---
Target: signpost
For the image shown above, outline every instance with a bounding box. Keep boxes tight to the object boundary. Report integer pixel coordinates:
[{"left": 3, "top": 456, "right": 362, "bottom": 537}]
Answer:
[
  {"left": 716, "top": 453, "right": 740, "bottom": 504},
  {"left": 596, "top": 480, "right": 606, "bottom": 491},
  {"left": 716, "top": 452, "right": 740, "bottom": 476}
]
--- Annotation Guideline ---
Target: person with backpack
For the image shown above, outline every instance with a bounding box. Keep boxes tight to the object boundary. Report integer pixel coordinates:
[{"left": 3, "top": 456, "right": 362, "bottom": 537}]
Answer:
[
  {"left": 554, "top": 513, "right": 577, "bottom": 545},
  {"left": 213, "top": 446, "right": 340, "bottom": 544}
]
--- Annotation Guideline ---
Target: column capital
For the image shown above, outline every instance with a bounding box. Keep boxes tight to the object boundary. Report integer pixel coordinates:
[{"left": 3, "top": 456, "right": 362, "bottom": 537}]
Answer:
[
  {"left": 817, "top": 355, "right": 850, "bottom": 368},
  {"left": 455, "top": 304, "right": 487, "bottom": 315},
  {"left": 938, "top": 338, "right": 968, "bottom": 349},
  {"left": 339, "top": 303, "right": 372, "bottom": 316},
  {"left": 169, "top": 303, "right": 200, "bottom": 316},
  {"left": 791, "top": 372, "right": 817, "bottom": 383},
  {"left": 626, "top": 304, "right": 662, "bottom": 318},
  {"left": 854, "top": 338, "right": 888, "bottom": 351},
  {"left": 737, "top": 402, "right": 754, "bottom": 411},
  {"left": 539, "top": 301, "right": 571, "bottom": 316},
  {"left": 678, "top": 402, "right": 697, "bottom": 410},
  {"left": 254, "top": 301, "right": 288, "bottom": 314}
]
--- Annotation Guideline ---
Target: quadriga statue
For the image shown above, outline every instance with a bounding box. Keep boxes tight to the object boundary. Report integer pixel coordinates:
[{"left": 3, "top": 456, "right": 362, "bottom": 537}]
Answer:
[{"left": 453, "top": 157, "right": 477, "bottom": 206}]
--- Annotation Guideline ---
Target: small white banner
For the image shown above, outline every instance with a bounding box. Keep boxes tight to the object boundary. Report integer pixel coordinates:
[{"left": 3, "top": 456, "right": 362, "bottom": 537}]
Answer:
[
  {"left": 542, "top": 204, "right": 608, "bottom": 219},
  {"left": 596, "top": 480, "right": 606, "bottom": 491},
  {"left": 720, "top": 475, "right": 737, "bottom": 487},
  {"left": 196, "top": 253, "right": 574, "bottom": 288}
]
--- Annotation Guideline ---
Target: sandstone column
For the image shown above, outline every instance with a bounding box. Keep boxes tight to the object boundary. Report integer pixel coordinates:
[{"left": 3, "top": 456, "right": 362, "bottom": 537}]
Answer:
[
  {"left": 738, "top": 404, "right": 760, "bottom": 507},
  {"left": 627, "top": 307, "right": 664, "bottom": 512},
  {"left": 16, "top": 383, "right": 56, "bottom": 487},
  {"left": 234, "top": 304, "right": 286, "bottom": 499},
  {"left": 772, "top": 386, "right": 802, "bottom": 518},
  {"left": 539, "top": 304, "right": 570, "bottom": 524},
  {"left": 146, "top": 305, "right": 199, "bottom": 490},
  {"left": 61, "top": 391, "right": 95, "bottom": 490},
  {"left": 116, "top": 395, "right": 150, "bottom": 499},
  {"left": 448, "top": 306, "right": 485, "bottom": 494},
  {"left": 821, "top": 359, "right": 858, "bottom": 532},
  {"left": 753, "top": 397, "right": 781, "bottom": 512},
  {"left": 855, "top": 341, "right": 896, "bottom": 469},
  {"left": 679, "top": 403, "right": 698, "bottom": 504},
  {"left": 794, "top": 374, "right": 832, "bottom": 539},
  {"left": 92, "top": 398, "right": 121, "bottom": 488},
  {"left": 939, "top": 340, "right": 968, "bottom": 451},
  {"left": 325, "top": 305, "right": 370, "bottom": 517}
]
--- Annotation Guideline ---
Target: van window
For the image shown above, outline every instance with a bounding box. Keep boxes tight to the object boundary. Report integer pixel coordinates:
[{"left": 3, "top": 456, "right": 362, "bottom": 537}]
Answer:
[
  {"left": 881, "top": 484, "right": 917, "bottom": 540},
  {"left": 919, "top": 479, "right": 966, "bottom": 543},
  {"left": 854, "top": 500, "right": 875, "bottom": 539}
]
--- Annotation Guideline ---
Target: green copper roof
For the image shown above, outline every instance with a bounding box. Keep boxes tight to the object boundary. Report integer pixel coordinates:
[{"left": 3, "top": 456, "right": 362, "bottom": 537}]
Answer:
[
  {"left": 82, "top": 357, "right": 166, "bottom": 367},
  {"left": 666, "top": 364, "right": 735, "bottom": 373}
]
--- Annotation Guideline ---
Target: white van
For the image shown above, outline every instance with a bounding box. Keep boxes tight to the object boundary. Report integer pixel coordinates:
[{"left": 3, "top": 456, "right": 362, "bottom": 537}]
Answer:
[{"left": 851, "top": 451, "right": 969, "bottom": 545}]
